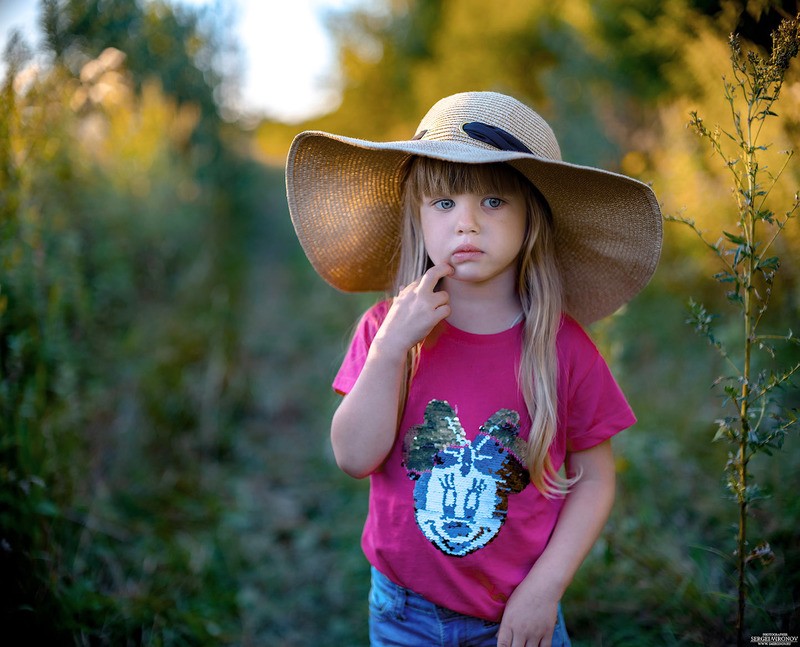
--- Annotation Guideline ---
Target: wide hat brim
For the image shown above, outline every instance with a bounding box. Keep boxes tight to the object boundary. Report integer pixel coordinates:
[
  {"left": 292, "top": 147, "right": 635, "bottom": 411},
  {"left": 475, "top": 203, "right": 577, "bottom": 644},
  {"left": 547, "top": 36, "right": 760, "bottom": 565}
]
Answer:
[{"left": 286, "top": 114, "right": 661, "bottom": 326}]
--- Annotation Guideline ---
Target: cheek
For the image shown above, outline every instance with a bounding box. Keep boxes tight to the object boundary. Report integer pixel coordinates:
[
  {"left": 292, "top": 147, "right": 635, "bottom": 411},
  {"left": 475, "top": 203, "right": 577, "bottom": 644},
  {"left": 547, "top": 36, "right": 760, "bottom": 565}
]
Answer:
[
  {"left": 506, "top": 220, "right": 528, "bottom": 257},
  {"left": 420, "top": 219, "right": 446, "bottom": 260}
]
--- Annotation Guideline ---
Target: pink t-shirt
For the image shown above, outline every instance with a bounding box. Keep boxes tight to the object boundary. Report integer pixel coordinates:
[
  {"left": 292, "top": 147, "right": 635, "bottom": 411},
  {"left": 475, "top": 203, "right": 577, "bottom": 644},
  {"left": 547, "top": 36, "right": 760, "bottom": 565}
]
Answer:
[{"left": 333, "top": 300, "right": 635, "bottom": 622}]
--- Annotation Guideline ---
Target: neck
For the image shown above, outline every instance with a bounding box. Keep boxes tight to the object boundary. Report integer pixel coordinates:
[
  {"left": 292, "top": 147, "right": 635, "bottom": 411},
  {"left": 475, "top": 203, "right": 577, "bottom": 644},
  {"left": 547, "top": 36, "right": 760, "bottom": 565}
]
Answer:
[{"left": 443, "top": 274, "right": 522, "bottom": 334}]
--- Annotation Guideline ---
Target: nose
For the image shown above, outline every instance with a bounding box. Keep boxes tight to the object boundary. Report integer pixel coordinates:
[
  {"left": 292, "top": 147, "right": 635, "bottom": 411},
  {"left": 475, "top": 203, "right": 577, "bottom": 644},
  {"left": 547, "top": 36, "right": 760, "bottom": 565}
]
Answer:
[{"left": 456, "top": 203, "right": 480, "bottom": 235}]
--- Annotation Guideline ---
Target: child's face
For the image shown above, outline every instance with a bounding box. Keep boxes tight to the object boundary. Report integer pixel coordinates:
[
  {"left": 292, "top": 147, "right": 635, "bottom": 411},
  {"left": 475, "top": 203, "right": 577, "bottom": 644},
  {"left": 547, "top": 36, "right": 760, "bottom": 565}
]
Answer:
[{"left": 419, "top": 189, "right": 527, "bottom": 287}]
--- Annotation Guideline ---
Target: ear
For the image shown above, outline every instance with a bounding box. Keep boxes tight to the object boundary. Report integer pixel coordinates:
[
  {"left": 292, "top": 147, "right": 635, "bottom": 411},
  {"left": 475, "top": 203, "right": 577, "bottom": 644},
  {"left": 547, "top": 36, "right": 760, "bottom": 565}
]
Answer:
[
  {"left": 403, "top": 400, "right": 466, "bottom": 479},
  {"left": 479, "top": 409, "right": 528, "bottom": 468},
  {"left": 477, "top": 409, "right": 530, "bottom": 494}
]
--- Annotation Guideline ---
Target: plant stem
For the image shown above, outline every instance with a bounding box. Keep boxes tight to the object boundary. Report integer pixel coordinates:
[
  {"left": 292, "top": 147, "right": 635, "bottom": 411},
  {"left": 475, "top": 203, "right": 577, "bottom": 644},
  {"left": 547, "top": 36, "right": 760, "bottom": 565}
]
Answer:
[
  {"left": 736, "top": 299, "right": 750, "bottom": 644},
  {"left": 736, "top": 441, "right": 747, "bottom": 647},
  {"left": 736, "top": 104, "right": 758, "bottom": 647}
]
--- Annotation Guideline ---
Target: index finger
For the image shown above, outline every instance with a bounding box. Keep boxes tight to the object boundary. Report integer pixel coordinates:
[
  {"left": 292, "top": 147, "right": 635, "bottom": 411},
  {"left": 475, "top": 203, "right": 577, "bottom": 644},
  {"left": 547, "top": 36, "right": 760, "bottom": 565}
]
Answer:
[{"left": 419, "top": 263, "right": 453, "bottom": 292}]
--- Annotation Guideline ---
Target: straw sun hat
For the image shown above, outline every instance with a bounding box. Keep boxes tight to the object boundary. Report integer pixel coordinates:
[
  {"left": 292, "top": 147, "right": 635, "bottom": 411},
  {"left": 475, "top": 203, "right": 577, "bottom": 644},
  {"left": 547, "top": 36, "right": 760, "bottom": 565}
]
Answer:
[{"left": 285, "top": 91, "right": 662, "bottom": 325}]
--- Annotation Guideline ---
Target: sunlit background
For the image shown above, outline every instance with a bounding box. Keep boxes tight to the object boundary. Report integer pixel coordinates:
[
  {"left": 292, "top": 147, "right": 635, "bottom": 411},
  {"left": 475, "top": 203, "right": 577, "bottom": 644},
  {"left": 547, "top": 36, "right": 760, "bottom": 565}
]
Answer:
[
  {"left": 0, "top": 0, "right": 365, "bottom": 121},
  {"left": 1, "top": 0, "right": 799, "bottom": 644}
]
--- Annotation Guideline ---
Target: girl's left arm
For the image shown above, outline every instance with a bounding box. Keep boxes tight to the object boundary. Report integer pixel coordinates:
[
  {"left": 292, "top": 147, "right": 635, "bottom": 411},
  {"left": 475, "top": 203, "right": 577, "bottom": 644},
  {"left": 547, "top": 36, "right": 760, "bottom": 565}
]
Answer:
[{"left": 497, "top": 439, "right": 616, "bottom": 647}]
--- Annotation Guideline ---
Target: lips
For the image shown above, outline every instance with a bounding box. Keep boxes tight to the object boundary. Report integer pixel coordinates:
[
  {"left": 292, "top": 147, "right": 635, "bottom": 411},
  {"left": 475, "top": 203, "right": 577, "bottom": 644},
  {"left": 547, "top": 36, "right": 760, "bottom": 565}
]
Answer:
[{"left": 451, "top": 244, "right": 483, "bottom": 263}]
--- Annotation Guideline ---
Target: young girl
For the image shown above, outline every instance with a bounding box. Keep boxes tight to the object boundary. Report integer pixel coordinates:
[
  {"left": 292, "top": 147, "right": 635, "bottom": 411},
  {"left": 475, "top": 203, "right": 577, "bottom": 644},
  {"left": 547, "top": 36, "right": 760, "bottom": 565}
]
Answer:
[{"left": 286, "top": 91, "right": 661, "bottom": 646}]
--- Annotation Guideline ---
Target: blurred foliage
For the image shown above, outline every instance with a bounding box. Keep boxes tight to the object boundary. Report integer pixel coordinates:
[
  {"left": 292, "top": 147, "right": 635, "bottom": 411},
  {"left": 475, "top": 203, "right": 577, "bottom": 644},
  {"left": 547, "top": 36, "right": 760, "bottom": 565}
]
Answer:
[
  {"left": 1, "top": 0, "right": 799, "bottom": 645},
  {"left": 1, "top": 0, "right": 252, "bottom": 643}
]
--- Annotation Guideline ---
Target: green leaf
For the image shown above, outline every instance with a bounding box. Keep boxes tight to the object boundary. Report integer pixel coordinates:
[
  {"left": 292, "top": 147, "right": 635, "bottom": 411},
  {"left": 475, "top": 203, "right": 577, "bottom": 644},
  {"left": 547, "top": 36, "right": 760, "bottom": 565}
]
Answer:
[
  {"left": 757, "top": 256, "right": 780, "bottom": 271},
  {"left": 713, "top": 417, "right": 737, "bottom": 442},
  {"left": 713, "top": 271, "right": 738, "bottom": 283},
  {"left": 726, "top": 290, "right": 744, "bottom": 304},
  {"left": 723, "top": 231, "right": 747, "bottom": 245},
  {"left": 722, "top": 385, "right": 741, "bottom": 406},
  {"left": 34, "top": 498, "right": 60, "bottom": 517}
]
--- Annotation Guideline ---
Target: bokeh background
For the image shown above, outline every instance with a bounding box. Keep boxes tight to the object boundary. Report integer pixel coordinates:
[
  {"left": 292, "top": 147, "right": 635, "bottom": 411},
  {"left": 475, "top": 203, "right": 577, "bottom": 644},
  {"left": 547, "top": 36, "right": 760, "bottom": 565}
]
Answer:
[{"left": 1, "top": 0, "right": 799, "bottom": 645}]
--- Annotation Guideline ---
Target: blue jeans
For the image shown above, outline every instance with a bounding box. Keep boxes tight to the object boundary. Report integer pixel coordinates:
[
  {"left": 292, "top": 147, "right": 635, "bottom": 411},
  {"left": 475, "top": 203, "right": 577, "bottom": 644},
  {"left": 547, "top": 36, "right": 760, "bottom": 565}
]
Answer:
[{"left": 368, "top": 567, "right": 571, "bottom": 647}]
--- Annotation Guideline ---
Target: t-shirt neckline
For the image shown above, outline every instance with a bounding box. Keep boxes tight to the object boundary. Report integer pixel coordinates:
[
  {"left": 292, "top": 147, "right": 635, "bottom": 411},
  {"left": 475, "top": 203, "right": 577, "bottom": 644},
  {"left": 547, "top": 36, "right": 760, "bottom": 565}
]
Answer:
[{"left": 439, "top": 318, "right": 524, "bottom": 345}]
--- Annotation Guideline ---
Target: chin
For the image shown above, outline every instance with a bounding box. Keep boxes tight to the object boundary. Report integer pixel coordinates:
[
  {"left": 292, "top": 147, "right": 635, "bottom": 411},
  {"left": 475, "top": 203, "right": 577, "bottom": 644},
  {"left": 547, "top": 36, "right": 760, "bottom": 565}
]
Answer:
[{"left": 452, "top": 270, "right": 490, "bottom": 284}]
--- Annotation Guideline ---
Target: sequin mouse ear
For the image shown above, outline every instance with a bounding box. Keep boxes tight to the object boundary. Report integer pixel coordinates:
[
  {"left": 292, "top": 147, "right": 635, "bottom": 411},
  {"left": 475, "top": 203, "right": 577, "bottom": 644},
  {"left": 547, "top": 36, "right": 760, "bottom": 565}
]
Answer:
[
  {"left": 475, "top": 410, "right": 530, "bottom": 495},
  {"left": 478, "top": 409, "right": 528, "bottom": 468},
  {"left": 402, "top": 400, "right": 467, "bottom": 479}
]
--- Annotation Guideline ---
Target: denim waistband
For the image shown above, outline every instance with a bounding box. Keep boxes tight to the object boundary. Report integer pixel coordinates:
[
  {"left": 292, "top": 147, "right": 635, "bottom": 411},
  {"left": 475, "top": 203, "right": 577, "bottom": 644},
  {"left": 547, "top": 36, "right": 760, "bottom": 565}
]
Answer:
[
  {"left": 371, "top": 566, "right": 494, "bottom": 622},
  {"left": 369, "top": 567, "right": 571, "bottom": 646}
]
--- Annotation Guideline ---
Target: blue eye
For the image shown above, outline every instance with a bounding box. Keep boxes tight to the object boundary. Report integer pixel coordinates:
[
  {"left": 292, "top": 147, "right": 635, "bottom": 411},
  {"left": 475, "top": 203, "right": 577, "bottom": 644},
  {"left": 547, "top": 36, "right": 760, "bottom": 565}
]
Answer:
[
  {"left": 435, "top": 198, "right": 455, "bottom": 210},
  {"left": 483, "top": 197, "right": 504, "bottom": 208}
]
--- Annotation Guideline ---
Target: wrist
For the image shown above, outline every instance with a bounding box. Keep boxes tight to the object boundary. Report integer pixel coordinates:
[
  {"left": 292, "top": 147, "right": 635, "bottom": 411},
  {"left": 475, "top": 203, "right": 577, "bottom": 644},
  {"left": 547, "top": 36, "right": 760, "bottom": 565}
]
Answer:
[
  {"left": 519, "top": 562, "right": 571, "bottom": 603},
  {"left": 369, "top": 333, "right": 412, "bottom": 365}
]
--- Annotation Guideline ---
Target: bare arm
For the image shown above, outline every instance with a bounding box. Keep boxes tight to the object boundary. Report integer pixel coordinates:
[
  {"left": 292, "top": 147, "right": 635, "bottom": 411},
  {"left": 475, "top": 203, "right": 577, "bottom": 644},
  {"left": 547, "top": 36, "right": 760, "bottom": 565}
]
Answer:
[
  {"left": 331, "top": 264, "right": 453, "bottom": 478},
  {"left": 497, "top": 439, "right": 616, "bottom": 647}
]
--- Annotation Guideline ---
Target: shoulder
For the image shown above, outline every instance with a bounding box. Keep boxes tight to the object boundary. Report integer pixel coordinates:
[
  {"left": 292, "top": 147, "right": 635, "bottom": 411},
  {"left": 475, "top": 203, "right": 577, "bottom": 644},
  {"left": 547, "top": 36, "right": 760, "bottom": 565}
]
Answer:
[
  {"left": 333, "top": 299, "right": 392, "bottom": 395},
  {"left": 556, "top": 314, "right": 603, "bottom": 372},
  {"left": 348, "top": 298, "right": 392, "bottom": 346},
  {"left": 556, "top": 314, "right": 597, "bottom": 350},
  {"left": 356, "top": 299, "right": 391, "bottom": 335},
  {"left": 362, "top": 298, "right": 391, "bottom": 322}
]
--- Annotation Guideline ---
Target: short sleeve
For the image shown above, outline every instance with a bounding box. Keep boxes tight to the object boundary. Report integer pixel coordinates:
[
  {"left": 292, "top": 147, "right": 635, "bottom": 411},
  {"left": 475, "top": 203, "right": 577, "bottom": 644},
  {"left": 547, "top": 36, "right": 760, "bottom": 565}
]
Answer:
[
  {"left": 558, "top": 317, "right": 636, "bottom": 452},
  {"left": 332, "top": 300, "right": 391, "bottom": 395}
]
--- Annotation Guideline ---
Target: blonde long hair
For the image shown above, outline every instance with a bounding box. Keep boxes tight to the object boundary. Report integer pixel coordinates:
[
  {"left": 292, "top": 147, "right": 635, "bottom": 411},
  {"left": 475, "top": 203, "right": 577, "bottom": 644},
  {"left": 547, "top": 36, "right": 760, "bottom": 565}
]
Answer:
[{"left": 394, "top": 157, "right": 576, "bottom": 497}]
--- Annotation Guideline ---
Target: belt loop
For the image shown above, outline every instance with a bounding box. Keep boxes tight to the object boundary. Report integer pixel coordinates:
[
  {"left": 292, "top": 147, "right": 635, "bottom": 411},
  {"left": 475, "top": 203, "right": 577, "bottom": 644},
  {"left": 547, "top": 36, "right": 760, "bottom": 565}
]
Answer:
[{"left": 393, "top": 577, "right": 407, "bottom": 621}]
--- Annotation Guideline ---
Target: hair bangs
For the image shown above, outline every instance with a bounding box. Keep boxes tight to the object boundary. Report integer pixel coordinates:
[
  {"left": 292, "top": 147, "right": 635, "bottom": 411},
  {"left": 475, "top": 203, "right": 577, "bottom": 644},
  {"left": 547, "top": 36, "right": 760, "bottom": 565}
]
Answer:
[{"left": 406, "top": 158, "right": 528, "bottom": 200}]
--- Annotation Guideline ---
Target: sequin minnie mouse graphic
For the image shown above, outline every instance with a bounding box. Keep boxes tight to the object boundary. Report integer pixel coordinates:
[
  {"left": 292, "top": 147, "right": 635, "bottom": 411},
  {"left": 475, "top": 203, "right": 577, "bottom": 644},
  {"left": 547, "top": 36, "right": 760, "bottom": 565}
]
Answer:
[{"left": 403, "top": 400, "right": 529, "bottom": 556}]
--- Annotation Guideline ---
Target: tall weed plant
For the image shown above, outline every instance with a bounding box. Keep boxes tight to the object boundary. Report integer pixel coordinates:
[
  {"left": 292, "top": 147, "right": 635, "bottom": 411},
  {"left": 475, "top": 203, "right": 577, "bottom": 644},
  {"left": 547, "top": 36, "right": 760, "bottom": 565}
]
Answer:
[{"left": 668, "top": 16, "right": 800, "bottom": 645}]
